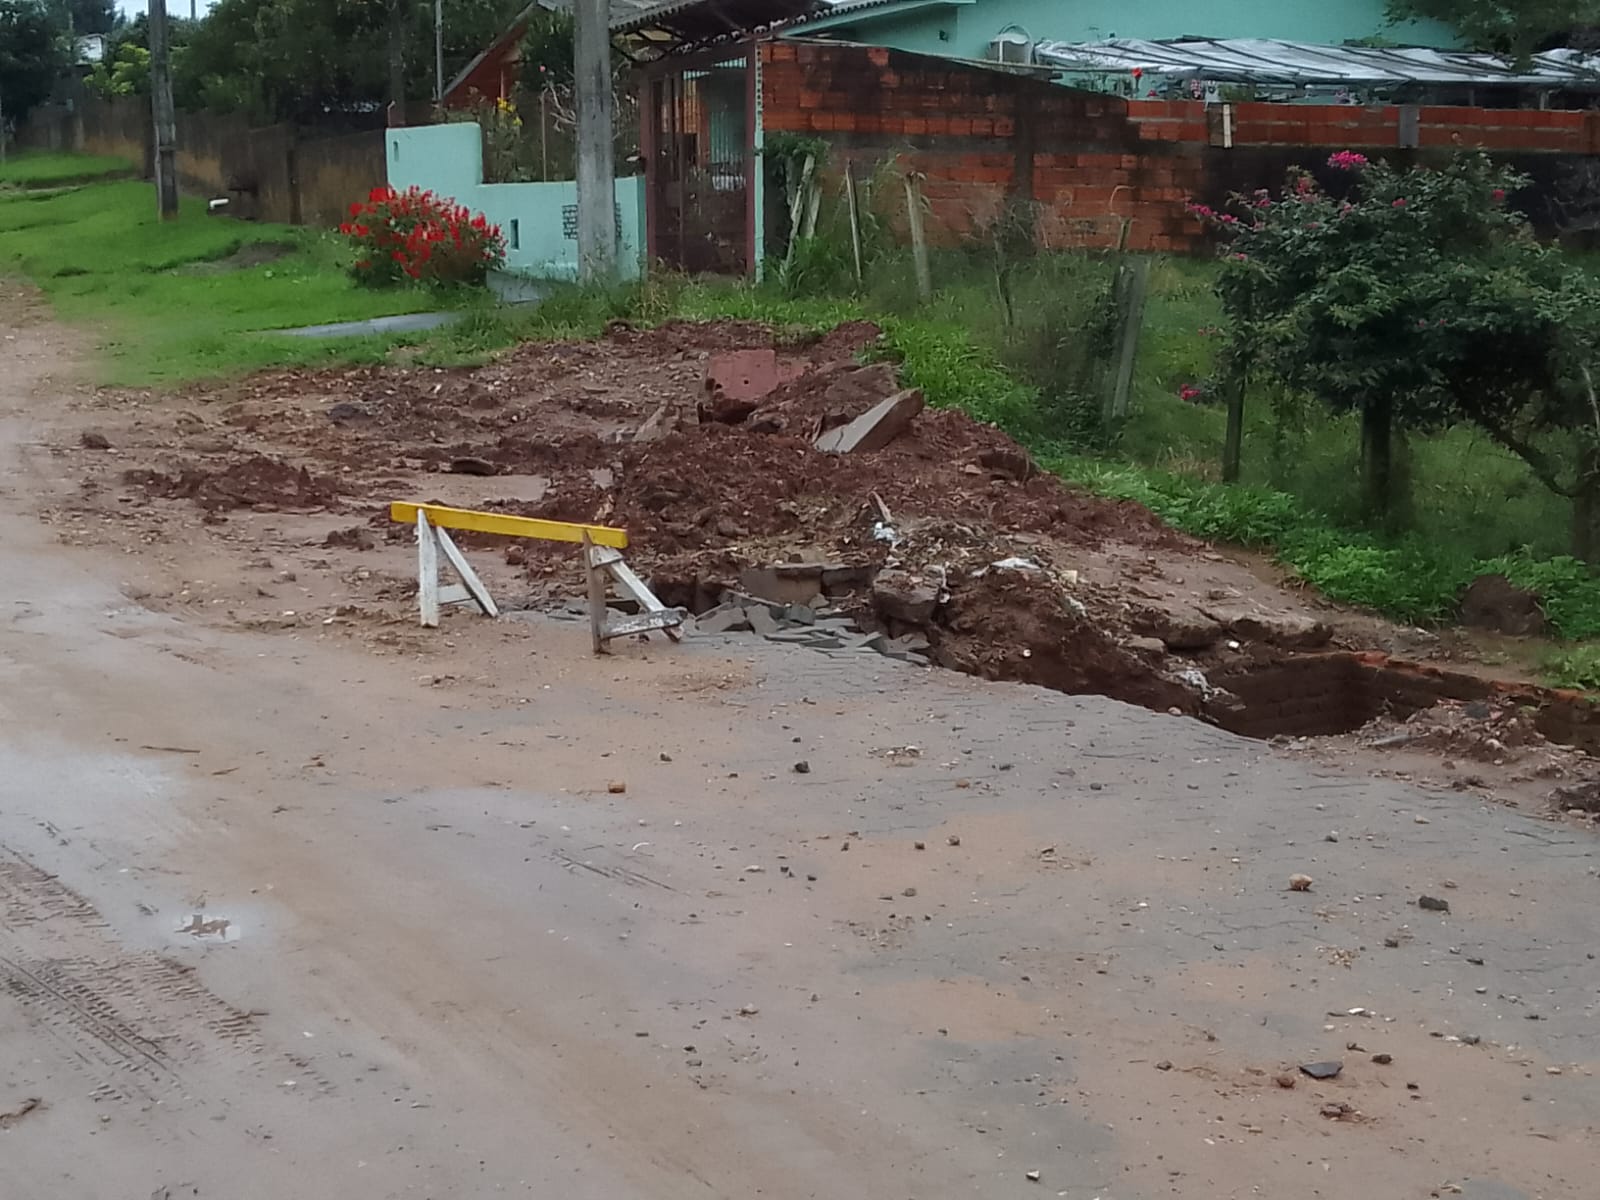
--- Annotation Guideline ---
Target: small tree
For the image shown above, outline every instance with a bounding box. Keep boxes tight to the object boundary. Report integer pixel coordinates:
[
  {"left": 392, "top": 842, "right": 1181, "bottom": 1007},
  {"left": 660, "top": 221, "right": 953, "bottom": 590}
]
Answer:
[
  {"left": 1384, "top": 1, "right": 1599, "bottom": 57},
  {"left": 0, "top": 0, "right": 70, "bottom": 126},
  {"left": 1205, "top": 152, "right": 1600, "bottom": 558}
]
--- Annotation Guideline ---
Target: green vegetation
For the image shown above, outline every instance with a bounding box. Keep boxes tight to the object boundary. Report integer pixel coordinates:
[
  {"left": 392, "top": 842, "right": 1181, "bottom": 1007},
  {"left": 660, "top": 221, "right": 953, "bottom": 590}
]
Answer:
[
  {"left": 0, "top": 152, "right": 137, "bottom": 188},
  {"left": 1385, "top": 0, "right": 1597, "bottom": 57},
  {"left": 0, "top": 176, "right": 455, "bottom": 386}
]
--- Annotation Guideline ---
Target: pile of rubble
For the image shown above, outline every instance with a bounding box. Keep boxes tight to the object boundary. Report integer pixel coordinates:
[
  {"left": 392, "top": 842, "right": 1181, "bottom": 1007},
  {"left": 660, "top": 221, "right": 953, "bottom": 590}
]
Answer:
[{"left": 691, "top": 592, "right": 932, "bottom": 663}]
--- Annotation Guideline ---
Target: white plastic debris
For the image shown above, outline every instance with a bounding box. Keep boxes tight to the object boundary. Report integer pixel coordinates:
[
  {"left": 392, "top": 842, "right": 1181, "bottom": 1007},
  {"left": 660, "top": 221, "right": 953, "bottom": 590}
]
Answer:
[
  {"left": 991, "top": 556, "right": 1042, "bottom": 571},
  {"left": 1176, "top": 666, "right": 1216, "bottom": 699}
]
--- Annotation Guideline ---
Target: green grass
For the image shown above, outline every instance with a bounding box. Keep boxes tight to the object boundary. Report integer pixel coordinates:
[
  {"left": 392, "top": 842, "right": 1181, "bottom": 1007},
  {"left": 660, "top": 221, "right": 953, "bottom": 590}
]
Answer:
[
  {"left": 1541, "top": 644, "right": 1600, "bottom": 691},
  {"left": 0, "top": 174, "right": 459, "bottom": 385},
  {"left": 0, "top": 151, "right": 137, "bottom": 187}
]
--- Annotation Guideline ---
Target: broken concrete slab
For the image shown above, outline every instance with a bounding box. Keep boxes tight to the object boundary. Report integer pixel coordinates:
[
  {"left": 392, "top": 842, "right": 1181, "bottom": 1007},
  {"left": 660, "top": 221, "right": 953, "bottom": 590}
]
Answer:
[
  {"left": 814, "top": 388, "right": 925, "bottom": 454},
  {"left": 872, "top": 570, "right": 940, "bottom": 625},
  {"left": 821, "top": 564, "right": 876, "bottom": 593},
  {"left": 277, "top": 311, "right": 461, "bottom": 339},
  {"left": 1201, "top": 605, "right": 1333, "bottom": 649},
  {"left": 746, "top": 605, "right": 781, "bottom": 636},
  {"left": 737, "top": 565, "right": 826, "bottom": 606},
  {"left": 783, "top": 604, "right": 817, "bottom": 627},
  {"left": 704, "top": 348, "right": 804, "bottom": 404},
  {"left": 694, "top": 605, "right": 753, "bottom": 635},
  {"left": 1132, "top": 605, "right": 1224, "bottom": 651},
  {"left": 889, "top": 632, "right": 931, "bottom": 655}
]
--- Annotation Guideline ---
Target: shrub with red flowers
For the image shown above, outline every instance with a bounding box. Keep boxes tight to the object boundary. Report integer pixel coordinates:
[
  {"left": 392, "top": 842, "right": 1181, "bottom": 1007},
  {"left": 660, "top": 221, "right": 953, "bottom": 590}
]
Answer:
[{"left": 339, "top": 186, "right": 506, "bottom": 288}]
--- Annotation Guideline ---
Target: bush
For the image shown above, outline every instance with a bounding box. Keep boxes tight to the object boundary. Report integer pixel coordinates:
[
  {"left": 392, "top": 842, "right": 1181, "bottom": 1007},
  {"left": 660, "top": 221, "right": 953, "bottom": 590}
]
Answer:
[
  {"left": 1541, "top": 644, "right": 1600, "bottom": 691},
  {"left": 339, "top": 187, "right": 505, "bottom": 288}
]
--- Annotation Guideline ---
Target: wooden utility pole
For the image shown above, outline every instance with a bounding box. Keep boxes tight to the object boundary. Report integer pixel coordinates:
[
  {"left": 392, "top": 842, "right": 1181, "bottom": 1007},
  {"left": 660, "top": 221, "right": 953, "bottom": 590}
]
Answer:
[
  {"left": 149, "top": 0, "right": 180, "bottom": 220},
  {"left": 434, "top": 0, "right": 445, "bottom": 103},
  {"left": 903, "top": 173, "right": 932, "bottom": 302},
  {"left": 1221, "top": 364, "right": 1248, "bottom": 483},
  {"left": 1105, "top": 257, "right": 1151, "bottom": 425},
  {"left": 387, "top": 0, "right": 406, "bottom": 124},
  {"left": 574, "top": 0, "right": 616, "bottom": 282}
]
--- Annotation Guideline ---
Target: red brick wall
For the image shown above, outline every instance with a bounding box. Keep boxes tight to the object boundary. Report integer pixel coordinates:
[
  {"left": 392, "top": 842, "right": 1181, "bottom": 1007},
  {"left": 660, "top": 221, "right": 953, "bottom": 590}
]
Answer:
[
  {"left": 1127, "top": 98, "right": 1600, "bottom": 155},
  {"left": 760, "top": 41, "right": 1206, "bottom": 253},
  {"left": 758, "top": 42, "right": 1600, "bottom": 256}
]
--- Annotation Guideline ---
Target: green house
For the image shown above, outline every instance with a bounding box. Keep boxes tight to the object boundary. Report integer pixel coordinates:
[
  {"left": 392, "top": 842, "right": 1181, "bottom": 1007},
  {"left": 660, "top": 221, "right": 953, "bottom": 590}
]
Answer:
[{"left": 792, "top": 0, "right": 1457, "bottom": 62}]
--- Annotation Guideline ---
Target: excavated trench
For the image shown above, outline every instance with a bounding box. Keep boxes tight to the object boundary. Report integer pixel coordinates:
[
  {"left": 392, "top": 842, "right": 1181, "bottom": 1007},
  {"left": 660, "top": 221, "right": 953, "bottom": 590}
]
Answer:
[{"left": 653, "top": 563, "right": 1600, "bottom": 757}]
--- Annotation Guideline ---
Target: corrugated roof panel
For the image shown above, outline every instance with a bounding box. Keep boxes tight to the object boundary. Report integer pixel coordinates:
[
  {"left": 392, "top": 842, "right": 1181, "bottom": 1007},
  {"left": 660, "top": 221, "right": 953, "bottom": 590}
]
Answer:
[{"left": 1032, "top": 37, "right": 1600, "bottom": 89}]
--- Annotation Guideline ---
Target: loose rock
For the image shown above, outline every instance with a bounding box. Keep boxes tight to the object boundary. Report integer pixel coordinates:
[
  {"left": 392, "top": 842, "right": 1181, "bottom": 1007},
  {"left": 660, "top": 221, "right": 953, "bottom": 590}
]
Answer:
[{"left": 1300, "top": 1061, "right": 1343, "bottom": 1080}]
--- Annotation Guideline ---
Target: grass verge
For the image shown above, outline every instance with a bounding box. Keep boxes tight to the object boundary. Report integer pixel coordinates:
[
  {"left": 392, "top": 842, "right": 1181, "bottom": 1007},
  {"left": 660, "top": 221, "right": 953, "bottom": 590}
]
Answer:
[
  {"left": 0, "top": 174, "right": 461, "bottom": 386},
  {"left": 0, "top": 151, "right": 137, "bottom": 187}
]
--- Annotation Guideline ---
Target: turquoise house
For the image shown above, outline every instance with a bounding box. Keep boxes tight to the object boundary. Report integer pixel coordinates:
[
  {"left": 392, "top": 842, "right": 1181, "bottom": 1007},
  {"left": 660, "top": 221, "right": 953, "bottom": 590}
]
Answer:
[{"left": 792, "top": 0, "right": 1457, "bottom": 61}]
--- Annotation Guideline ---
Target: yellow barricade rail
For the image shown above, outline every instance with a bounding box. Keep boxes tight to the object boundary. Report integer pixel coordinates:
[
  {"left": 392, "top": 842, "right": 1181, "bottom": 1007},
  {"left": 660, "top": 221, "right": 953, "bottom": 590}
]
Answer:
[{"left": 389, "top": 502, "right": 629, "bottom": 549}]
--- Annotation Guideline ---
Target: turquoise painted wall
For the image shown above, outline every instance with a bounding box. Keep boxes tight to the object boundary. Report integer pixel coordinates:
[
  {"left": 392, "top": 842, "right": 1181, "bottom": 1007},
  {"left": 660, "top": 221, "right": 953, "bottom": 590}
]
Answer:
[
  {"left": 385, "top": 123, "right": 644, "bottom": 280},
  {"left": 797, "top": 0, "right": 1457, "bottom": 61}
]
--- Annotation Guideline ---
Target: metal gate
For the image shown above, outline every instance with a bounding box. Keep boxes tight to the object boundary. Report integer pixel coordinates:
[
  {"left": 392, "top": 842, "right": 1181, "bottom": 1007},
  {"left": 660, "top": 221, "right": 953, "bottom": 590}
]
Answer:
[{"left": 646, "top": 54, "right": 752, "bottom": 275}]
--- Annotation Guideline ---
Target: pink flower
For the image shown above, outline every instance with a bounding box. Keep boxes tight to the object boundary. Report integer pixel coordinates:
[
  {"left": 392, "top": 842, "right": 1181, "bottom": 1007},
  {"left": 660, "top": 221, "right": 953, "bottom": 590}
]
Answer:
[
  {"left": 1393, "top": 198, "right": 1408, "bottom": 208},
  {"left": 1178, "top": 383, "right": 1203, "bottom": 402},
  {"left": 1232, "top": 252, "right": 1249, "bottom": 261},
  {"left": 1185, "top": 201, "right": 1214, "bottom": 219},
  {"left": 1492, "top": 188, "right": 1506, "bottom": 202},
  {"left": 1328, "top": 150, "right": 1369, "bottom": 171}
]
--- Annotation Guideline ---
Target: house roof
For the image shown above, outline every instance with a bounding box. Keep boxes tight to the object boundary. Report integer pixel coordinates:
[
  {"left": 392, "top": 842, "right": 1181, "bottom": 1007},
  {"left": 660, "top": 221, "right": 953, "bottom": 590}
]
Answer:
[
  {"left": 1033, "top": 37, "right": 1600, "bottom": 89},
  {"left": 610, "top": 0, "right": 826, "bottom": 43},
  {"left": 789, "top": 0, "right": 967, "bottom": 34},
  {"left": 445, "top": 0, "right": 825, "bottom": 97}
]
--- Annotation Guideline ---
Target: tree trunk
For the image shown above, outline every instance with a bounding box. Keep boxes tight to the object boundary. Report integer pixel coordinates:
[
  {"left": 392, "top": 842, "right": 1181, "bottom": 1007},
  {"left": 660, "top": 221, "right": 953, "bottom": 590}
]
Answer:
[
  {"left": 1360, "top": 395, "right": 1393, "bottom": 522},
  {"left": 1573, "top": 441, "right": 1600, "bottom": 564},
  {"left": 387, "top": 0, "right": 407, "bottom": 120}
]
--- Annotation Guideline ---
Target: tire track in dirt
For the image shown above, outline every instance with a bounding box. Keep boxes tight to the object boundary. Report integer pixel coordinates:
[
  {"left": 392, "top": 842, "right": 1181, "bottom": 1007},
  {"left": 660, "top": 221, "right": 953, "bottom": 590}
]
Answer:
[{"left": 0, "top": 843, "right": 326, "bottom": 1107}]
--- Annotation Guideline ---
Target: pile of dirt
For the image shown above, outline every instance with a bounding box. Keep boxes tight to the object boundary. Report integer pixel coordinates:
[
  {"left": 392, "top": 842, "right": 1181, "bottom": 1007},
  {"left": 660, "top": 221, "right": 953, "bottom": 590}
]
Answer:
[
  {"left": 931, "top": 568, "right": 1197, "bottom": 713},
  {"left": 124, "top": 455, "right": 342, "bottom": 512},
  {"left": 86, "top": 317, "right": 1366, "bottom": 727},
  {"left": 1364, "top": 698, "right": 1553, "bottom": 764},
  {"left": 1349, "top": 694, "right": 1600, "bottom": 817}
]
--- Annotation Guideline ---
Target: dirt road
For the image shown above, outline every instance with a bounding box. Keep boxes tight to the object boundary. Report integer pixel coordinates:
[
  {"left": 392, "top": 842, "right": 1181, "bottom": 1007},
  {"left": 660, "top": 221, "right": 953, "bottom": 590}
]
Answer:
[{"left": 1, "top": 288, "right": 1595, "bottom": 1199}]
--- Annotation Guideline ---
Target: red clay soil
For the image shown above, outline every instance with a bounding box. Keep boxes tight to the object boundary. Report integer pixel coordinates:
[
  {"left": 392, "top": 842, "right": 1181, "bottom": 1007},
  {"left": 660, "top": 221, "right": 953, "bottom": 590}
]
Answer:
[
  {"left": 123, "top": 455, "right": 345, "bottom": 512},
  {"left": 932, "top": 570, "right": 1197, "bottom": 712}
]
